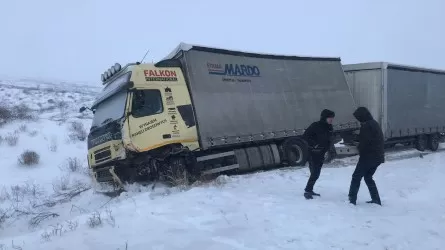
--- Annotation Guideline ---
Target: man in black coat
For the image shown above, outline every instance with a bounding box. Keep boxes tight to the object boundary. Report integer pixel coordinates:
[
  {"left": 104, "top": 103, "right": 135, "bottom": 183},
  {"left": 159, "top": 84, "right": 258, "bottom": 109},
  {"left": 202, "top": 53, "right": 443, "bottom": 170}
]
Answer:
[
  {"left": 303, "top": 109, "right": 335, "bottom": 199},
  {"left": 348, "top": 107, "right": 385, "bottom": 205}
]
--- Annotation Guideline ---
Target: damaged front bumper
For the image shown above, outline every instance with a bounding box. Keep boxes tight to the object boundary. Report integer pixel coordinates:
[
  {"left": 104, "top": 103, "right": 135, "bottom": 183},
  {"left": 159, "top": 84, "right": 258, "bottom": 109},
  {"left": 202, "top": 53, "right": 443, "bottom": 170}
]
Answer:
[
  {"left": 92, "top": 165, "right": 125, "bottom": 192},
  {"left": 94, "top": 166, "right": 123, "bottom": 185}
]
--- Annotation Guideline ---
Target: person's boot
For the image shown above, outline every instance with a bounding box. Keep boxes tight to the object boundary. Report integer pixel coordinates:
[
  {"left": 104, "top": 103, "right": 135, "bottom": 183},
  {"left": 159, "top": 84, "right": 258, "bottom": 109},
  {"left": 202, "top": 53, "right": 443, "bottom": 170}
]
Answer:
[
  {"left": 366, "top": 200, "right": 382, "bottom": 206},
  {"left": 309, "top": 191, "right": 320, "bottom": 196},
  {"left": 304, "top": 192, "right": 313, "bottom": 200},
  {"left": 348, "top": 196, "right": 356, "bottom": 205},
  {"left": 367, "top": 181, "right": 382, "bottom": 205}
]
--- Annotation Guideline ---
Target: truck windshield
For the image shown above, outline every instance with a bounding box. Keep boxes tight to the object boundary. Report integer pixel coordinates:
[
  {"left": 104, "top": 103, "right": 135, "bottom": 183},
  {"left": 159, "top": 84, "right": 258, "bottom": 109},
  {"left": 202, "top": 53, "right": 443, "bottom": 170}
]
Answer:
[{"left": 91, "top": 90, "right": 128, "bottom": 127}]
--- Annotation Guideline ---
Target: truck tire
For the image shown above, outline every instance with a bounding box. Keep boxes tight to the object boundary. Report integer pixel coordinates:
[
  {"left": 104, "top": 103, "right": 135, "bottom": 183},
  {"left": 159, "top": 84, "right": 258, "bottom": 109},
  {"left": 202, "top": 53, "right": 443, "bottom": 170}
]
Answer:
[
  {"left": 415, "top": 135, "right": 427, "bottom": 152},
  {"left": 427, "top": 134, "right": 440, "bottom": 152},
  {"left": 282, "top": 138, "right": 308, "bottom": 167},
  {"left": 160, "top": 156, "right": 193, "bottom": 187}
]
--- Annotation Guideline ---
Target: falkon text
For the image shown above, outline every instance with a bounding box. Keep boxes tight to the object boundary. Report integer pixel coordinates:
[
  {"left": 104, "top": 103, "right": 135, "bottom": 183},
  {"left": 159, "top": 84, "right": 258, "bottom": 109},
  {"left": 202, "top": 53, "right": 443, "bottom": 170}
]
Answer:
[{"left": 144, "top": 69, "right": 178, "bottom": 82}]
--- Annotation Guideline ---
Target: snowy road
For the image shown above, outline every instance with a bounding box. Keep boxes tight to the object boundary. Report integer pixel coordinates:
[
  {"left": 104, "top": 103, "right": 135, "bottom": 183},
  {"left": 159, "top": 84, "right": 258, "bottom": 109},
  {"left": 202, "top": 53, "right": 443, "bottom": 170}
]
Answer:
[{"left": 2, "top": 149, "right": 444, "bottom": 250}]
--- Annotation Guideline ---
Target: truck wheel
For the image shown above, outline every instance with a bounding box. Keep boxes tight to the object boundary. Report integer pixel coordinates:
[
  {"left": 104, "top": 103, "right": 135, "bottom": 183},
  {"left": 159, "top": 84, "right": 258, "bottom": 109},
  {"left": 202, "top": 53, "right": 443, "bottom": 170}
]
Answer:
[
  {"left": 427, "top": 134, "right": 440, "bottom": 152},
  {"left": 415, "top": 135, "right": 427, "bottom": 152},
  {"left": 282, "top": 138, "right": 308, "bottom": 167},
  {"left": 160, "top": 157, "right": 193, "bottom": 187}
]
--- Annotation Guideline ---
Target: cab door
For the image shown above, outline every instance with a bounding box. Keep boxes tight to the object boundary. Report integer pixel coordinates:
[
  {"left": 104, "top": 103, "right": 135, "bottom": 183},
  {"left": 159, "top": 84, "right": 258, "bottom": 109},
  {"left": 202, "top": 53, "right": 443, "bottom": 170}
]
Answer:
[
  {"left": 127, "top": 88, "right": 169, "bottom": 152},
  {"left": 126, "top": 85, "right": 199, "bottom": 153}
]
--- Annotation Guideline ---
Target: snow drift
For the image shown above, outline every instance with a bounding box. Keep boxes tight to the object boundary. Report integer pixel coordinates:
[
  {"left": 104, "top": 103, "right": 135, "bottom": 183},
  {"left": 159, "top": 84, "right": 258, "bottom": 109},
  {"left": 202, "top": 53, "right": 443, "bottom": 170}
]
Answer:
[{"left": 0, "top": 78, "right": 444, "bottom": 250}]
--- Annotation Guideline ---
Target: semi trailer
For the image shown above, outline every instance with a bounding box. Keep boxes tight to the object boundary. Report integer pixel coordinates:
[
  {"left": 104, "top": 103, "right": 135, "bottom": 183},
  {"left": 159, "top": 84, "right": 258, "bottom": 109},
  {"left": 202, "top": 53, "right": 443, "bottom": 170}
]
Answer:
[
  {"left": 343, "top": 62, "right": 445, "bottom": 152},
  {"left": 81, "top": 43, "right": 360, "bottom": 188}
]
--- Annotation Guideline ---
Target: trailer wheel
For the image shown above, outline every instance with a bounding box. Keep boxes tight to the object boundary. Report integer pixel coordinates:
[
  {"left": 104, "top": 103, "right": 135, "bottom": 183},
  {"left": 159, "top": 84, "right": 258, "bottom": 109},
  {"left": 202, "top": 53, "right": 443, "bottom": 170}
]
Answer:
[
  {"left": 282, "top": 138, "right": 308, "bottom": 167},
  {"left": 427, "top": 134, "right": 440, "bottom": 152},
  {"left": 415, "top": 135, "right": 427, "bottom": 152}
]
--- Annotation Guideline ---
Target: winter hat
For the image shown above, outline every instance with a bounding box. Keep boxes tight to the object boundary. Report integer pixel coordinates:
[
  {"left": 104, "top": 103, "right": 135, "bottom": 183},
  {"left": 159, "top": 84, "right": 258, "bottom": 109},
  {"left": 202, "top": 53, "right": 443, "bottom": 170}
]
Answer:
[
  {"left": 353, "top": 107, "right": 373, "bottom": 122},
  {"left": 320, "top": 109, "right": 335, "bottom": 119}
]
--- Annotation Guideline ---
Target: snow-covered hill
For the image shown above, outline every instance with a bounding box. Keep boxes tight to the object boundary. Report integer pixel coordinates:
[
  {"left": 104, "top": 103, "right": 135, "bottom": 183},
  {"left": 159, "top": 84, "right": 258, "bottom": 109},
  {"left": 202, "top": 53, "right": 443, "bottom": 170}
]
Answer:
[{"left": 0, "top": 78, "right": 444, "bottom": 250}]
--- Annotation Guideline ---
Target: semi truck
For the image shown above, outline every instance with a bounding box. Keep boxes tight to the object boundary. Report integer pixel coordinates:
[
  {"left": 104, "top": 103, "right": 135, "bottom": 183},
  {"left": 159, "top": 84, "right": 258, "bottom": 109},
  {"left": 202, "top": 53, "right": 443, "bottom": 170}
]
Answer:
[
  {"left": 81, "top": 43, "right": 360, "bottom": 188},
  {"left": 343, "top": 62, "right": 445, "bottom": 151}
]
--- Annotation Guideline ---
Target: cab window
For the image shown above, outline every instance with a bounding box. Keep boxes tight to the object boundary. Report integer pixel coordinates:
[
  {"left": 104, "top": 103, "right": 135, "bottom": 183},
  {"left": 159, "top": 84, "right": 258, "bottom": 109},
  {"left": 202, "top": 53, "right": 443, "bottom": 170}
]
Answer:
[{"left": 131, "top": 89, "right": 163, "bottom": 117}]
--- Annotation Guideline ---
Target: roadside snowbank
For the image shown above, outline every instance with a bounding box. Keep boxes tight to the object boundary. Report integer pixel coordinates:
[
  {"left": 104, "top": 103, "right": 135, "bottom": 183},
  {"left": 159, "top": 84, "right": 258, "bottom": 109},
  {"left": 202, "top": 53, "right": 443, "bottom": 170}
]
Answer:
[{"left": 2, "top": 149, "right": 444, "bottom": 250}]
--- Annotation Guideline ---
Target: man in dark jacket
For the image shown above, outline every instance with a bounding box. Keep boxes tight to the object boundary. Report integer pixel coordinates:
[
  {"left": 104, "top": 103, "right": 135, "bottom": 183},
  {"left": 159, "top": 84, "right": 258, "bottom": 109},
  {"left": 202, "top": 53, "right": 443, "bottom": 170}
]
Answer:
[
  {"left": 303, "top": 109, "right": 335, "bottom": 199},
  {"left": 348, "top": 107, "right": 385, "bottom": 205}
]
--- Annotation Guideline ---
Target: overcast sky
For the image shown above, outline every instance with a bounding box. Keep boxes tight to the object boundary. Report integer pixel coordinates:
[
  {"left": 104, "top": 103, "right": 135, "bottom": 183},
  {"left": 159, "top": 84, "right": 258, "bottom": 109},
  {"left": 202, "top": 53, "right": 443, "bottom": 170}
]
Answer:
[{"left": 1, "top": 0, "right": 444, "bottom": 84}]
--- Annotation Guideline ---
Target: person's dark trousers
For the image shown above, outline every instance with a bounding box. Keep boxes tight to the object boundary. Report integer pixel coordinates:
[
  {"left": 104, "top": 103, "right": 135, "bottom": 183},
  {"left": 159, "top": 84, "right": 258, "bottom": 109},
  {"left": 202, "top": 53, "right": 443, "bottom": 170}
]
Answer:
[
  {"left": 348, "top": 158, "right": 381, "bottom": 204},
  {"left": 305, "top": 151, "right": 324, "bottom": 193}
]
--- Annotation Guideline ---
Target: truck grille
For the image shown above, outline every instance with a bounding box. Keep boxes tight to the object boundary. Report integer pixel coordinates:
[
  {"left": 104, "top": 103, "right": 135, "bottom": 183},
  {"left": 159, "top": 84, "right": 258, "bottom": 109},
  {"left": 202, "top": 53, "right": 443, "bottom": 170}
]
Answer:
[
  {"left": 94, "top": 146, "right": 112, "bottom": 164},
  {"left": 95, "top": 168, "right": 114, "bottom": 182}
]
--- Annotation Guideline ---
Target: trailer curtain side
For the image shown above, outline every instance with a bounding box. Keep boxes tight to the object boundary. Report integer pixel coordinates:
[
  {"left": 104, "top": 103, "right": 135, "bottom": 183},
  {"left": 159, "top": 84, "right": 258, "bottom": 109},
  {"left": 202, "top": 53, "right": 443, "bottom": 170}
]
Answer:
[
  {"left": 158, "top": 44, "right": 359, "bottom": 149},
  {"left": 344, "top": 62, "right": 445, "bottom": 139}
]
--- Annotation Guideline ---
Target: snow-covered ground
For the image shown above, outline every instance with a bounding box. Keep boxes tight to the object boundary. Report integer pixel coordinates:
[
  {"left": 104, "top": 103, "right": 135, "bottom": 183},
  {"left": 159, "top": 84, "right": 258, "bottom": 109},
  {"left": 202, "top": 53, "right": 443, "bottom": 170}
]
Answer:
[{"left": 0, "top": 78, "right": 444, "bottom": 250}]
